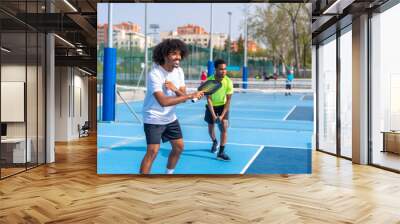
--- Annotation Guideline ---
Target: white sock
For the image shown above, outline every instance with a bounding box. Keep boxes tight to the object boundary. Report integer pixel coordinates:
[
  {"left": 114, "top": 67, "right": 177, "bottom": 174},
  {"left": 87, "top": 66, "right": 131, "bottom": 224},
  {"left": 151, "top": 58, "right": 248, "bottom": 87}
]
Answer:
[{"left": 166, "top": 168, "right": 174, "bottom": 174}]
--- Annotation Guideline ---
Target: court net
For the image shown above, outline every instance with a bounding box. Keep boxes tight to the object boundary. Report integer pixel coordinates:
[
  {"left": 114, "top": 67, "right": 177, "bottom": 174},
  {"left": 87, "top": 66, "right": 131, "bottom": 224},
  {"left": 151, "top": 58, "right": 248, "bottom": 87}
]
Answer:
[{"left": 185, "top": 78, "right": 313, "bottom": 94}]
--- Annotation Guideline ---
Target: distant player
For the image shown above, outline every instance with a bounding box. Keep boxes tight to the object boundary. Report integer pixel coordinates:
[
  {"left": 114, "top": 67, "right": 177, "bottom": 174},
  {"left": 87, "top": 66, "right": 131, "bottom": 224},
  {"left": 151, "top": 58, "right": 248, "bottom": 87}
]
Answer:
[{"left": 204, "top": 59, "right": 233, "bottom": 161}]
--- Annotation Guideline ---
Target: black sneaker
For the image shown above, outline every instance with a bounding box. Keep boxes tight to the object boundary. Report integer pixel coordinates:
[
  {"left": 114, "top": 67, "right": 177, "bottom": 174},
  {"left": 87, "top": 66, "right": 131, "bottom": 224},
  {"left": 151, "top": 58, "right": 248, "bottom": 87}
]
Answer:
[
  {"left": 211, "top": 140, "right": 218, "bottom": 153},
  {"left": 217, "top": 152, "right": 231, "bottom": 161}
]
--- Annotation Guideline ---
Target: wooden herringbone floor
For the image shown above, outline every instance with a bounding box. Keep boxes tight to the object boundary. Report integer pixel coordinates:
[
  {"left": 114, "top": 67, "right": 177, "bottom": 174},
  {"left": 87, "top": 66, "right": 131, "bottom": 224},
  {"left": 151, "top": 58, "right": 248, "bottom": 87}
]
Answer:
[{"left": 1, "top": 135, "right": 400, "bottom": 223}]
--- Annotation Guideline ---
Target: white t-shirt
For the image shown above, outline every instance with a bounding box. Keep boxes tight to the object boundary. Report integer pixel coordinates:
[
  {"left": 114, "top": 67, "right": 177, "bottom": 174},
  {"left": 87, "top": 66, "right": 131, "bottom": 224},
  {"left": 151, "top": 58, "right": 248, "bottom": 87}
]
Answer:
[{"left": 142, "top": 64, "right": 185, "bottom": 124}]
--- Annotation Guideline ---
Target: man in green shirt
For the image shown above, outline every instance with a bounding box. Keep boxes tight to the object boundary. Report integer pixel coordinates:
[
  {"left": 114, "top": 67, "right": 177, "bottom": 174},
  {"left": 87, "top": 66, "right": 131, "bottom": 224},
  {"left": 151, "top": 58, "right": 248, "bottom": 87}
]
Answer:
[{"left": 204, "top": 59, "right": 234, "bottom": 161}]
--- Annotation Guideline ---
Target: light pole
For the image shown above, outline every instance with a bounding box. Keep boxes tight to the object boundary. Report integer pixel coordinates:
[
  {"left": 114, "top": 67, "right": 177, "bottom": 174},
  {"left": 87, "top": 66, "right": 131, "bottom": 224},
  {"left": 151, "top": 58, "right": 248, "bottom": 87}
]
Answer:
[
  {"left": 144, "top": 3, "right": 148, "bottom": 77},
  {"left": 207, "top": 3, "right": 214, "bottom": 77},
  {"left": 242, "top": 4, "right": 249, "bottom": 89},
  {"left": 107, "top": 4, "right": 112, "bottom": 49},
  {"left": 127, "top": 32, "right": 133, "bottom": 82},
  {"left": 228, "top": 11, "right": 232, "bottom": 66},
  {"left": 195, "top": 39, "right": 198, "bottom": 77}
]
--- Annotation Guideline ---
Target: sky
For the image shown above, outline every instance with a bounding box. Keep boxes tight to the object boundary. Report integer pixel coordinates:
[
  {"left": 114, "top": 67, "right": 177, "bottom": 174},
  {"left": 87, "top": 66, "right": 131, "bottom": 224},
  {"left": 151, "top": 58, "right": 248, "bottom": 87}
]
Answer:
[{"left": 97, "top": 3, "right": 266, "bottom": 40}]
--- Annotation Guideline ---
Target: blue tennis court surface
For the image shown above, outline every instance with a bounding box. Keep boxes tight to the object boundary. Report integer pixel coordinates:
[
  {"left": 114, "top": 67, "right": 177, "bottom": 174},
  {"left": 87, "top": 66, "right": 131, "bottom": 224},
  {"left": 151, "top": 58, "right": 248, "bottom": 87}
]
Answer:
[
  {"left": 286, "top": 106, "right": 314, "bottom": 121},
  {"left": 98, "top": 92, "right": 313, "bottom": 174},
  {"left": 302, "top": 95, "right": 314, "bottom": 101}
]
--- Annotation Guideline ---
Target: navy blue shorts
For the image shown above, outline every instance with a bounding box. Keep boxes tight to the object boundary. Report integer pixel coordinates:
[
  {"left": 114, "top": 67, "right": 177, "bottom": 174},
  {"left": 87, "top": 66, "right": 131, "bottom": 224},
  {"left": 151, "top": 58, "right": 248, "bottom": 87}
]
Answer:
[
  {"left": 143, "top": 119, "right": 183, "bottom": 144},
  {"left": 204, "top": 105, "right": 230, "bottom": 124}
]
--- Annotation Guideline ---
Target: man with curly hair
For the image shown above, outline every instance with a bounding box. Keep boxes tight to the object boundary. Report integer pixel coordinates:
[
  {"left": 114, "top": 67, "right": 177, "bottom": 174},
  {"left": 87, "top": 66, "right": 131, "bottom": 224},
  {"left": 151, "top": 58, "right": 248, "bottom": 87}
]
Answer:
[{"left": 140, "top": 39, "right": 204, "bottom": 174}]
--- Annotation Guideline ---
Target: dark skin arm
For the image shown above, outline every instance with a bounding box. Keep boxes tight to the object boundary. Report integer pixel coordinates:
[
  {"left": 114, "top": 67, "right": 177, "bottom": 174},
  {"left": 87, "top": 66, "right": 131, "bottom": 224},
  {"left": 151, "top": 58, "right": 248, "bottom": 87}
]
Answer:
[
  {"left": 219, "top": 94, "right": 232, "bottom": 120},
  {"left": 207, "top": 96, "right": 218, "bottom": 122},
  {"left": 175, "top": 87, "right": 186, "bottom": 97},
  {"left": 165, "top": 80, "right": 186, "bottom": 97},
  {"left": 154, "top": 91, "right": 203, "bottom": 107}
]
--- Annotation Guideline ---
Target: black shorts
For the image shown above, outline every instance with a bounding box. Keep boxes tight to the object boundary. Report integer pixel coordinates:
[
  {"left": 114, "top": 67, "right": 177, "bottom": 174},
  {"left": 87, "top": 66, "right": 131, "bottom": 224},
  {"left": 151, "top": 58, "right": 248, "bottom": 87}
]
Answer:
[
  {"left": 143, "top": 119, "right": 183, "bottom": 144},
  {"left": 204, "top": 105, "right": 230, "bottom": 124},
  {"left": 286, "top": 84, "right": 292, "bottom": 89}
]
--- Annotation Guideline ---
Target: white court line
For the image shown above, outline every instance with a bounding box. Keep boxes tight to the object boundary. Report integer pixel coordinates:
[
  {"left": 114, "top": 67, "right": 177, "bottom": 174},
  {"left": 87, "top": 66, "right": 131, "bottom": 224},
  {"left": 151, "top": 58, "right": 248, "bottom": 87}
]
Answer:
[
  {"left": 185, "top": 140, "right": 262, "bottom": 147},
  {"left": 133, "top": 105, "right": 288, "bottom": 112},
  {"left": 231, "top": 117, "right": 311, "bottom": 123},
  {"left": 178, "top": 104, "right": 289, "bottom": 113},
  {"left": 231, "top": 108, "right": 288, "bottom": 112},
  {"left": 181, "top": 124, "right": 313, "bottom": 133},
  {"left": 231, "top": 117, "right": 284, "bottom": 122},
  {"left": 98, "top": 138, "right": 142, "bottom": 152},
  {"left": 99, "top": 122, "right": 143, "bottom": 126},
  {"left": 97, "top": 137, "right": 311, "bottom": 150},
  {"left": 189, "top": 140, "right": 311, "bottom": 150},
  {"left": 241, "top": 145, "right": 265, "bottom": 174},
  {"left": 98, "top": 135, "right": 145, "bottom": 141},
  {"left": 263, "top": 144, "right": 310, "bottom": 150},
  {"left": 98, "top": 135, "right": 145, "bottom": 152},
  {"left": 283, "top": 105, "right": 297, "bottom": 121}
]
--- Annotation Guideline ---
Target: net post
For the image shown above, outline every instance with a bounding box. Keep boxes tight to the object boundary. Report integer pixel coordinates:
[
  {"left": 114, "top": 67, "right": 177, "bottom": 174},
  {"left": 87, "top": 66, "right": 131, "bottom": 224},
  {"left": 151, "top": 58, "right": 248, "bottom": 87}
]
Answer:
[
  {"left": 207, "top": 60, "right": 214, "bottom": 77},
  {"left": 242, "top": 66, "right": 248, "bottom": 89},
  {"left": 102, "top": 47, "right": 117, "bottom": 121}
]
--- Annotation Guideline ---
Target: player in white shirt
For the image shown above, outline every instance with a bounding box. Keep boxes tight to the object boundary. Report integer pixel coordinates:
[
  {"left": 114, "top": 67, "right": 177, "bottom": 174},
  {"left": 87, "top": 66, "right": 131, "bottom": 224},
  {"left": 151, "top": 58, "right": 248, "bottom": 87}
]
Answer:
[{"left": 140, "top": 39, "right": 204, "bottom": 174}]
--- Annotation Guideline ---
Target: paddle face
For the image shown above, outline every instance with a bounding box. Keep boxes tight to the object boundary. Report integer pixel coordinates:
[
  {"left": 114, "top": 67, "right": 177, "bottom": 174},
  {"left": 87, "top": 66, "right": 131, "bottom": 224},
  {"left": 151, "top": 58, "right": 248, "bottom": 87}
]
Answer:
[
  {"left": 197, "top": 80, "right": 222, "bottom": 95},
  {"left": 191, "top": 80, "right": 222, "bottom": 103}
]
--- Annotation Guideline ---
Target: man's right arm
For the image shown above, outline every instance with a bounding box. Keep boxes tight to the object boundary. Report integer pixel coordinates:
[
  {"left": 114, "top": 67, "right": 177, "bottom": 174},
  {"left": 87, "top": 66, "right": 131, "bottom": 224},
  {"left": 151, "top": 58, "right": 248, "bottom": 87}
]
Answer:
[
  {"left": 154, "top": 91, "right": 203, "bottom": 107},
  {"left": 206, "top": 96, "right": 217, "bottom": 121},
  {"left": 149, "top": 71, "right": 203, "bottom": 107}
]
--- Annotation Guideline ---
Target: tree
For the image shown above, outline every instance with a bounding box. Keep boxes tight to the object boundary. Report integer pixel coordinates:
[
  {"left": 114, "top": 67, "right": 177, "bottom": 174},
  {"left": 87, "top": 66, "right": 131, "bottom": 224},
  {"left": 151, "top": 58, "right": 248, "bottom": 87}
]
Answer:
[
  {"left": 297, "top": 4, "right": 312, "bottom": 77},
  {"left": 276, "top": 4, "right": 302, "bottom": 77},
  {"left": 248, "top": 4, "right": 291, "bottom": 76},
  {"left": 223, "top": 38, "right": 230, "bottom": 52},
  {"left": 248, "top": 3, "right": 311, "bottom": 77},
  {"left": 237, "top": 34, "right": 244, "bottom": 55}
]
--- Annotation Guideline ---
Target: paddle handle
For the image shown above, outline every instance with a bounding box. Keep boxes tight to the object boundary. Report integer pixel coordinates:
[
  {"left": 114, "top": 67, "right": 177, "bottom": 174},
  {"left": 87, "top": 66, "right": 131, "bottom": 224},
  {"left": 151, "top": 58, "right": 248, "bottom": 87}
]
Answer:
[{"left": 216, "top": 118, "right": 223, "bottom": 131}]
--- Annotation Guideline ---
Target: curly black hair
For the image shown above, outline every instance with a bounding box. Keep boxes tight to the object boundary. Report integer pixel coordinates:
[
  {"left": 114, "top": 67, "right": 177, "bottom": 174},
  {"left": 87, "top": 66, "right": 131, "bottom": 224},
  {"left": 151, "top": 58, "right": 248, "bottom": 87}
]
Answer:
[
  {"left": 214, "top": 58, "right": 226, "bottom": 69},
  {"left": 152, "top": 39, "right": 188, "bottom": 65}
]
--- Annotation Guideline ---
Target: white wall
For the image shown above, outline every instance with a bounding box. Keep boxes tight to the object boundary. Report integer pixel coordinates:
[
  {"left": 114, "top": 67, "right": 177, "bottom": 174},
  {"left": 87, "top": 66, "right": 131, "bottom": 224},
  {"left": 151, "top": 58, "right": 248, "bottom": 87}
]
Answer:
[
  {"left": 1, "top": 65, "right": 26, "bottom": 139},
  {"left": 1, "top": 82, "right": 24, "bottom": 123},
  {"left": 55, "top": 67, "right": 89, "bottom": 141},
  {"left": 1, "top": 65, "right": 26, "bottom": 81},
  {"left": 72, "top": 72, "right": 89, "bottom": 138},
  {"left": 1, "top": 65, "right": 34, "bottom": 137},
  {"left": 55, "top": 67, "right": 69, "bottom": 141},
  {"left": 1, "top": 63, "right": 46, "bottom": 164}
]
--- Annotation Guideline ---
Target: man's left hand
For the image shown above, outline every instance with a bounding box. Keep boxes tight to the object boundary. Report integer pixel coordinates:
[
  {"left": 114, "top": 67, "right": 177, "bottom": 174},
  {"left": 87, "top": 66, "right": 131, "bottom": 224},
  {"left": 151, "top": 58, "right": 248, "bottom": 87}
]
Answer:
[{"left": 165, "top": 81, "right": 178, "bottom": 92}]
